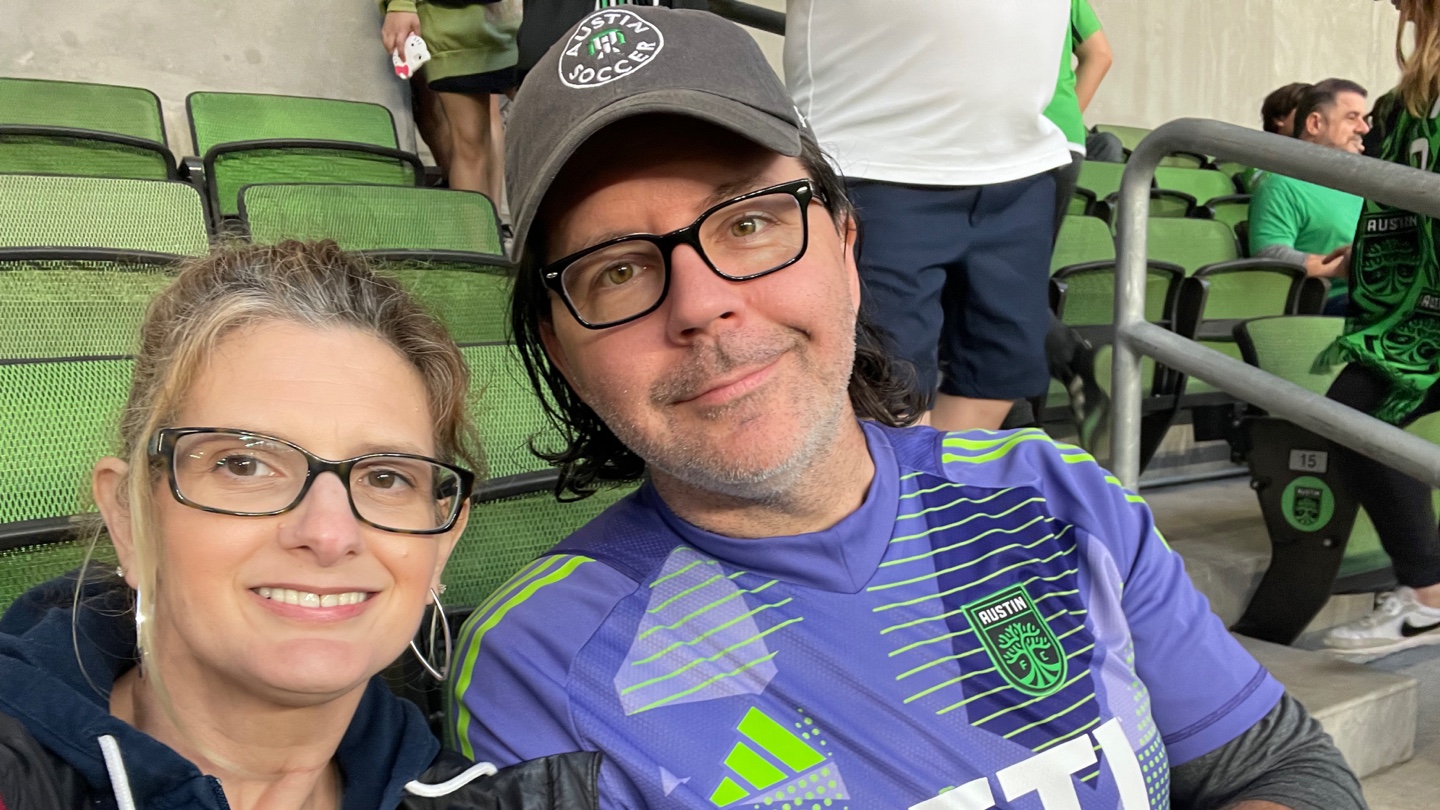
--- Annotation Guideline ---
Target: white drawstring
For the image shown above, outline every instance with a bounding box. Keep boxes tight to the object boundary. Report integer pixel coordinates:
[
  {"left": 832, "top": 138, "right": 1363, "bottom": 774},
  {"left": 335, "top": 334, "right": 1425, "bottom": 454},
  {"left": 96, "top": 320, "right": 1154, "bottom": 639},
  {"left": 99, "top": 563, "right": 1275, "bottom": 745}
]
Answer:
[
  {"left": 99, "top": 734, "right": 139, "bottom": 810},
  {"left": 403, "top": 760, "right": 498, "bottom": 797}
]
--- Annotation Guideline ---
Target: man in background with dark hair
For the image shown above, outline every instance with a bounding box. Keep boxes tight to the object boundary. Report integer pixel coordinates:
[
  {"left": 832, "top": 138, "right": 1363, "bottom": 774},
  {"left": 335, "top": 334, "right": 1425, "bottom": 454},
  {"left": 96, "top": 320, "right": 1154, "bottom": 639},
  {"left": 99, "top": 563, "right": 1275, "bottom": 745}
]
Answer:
[
  {"left": 1250, "top": 78, "right": 1370, "bottom": 315},
  {"left": 1262, "top": 82, "right": 1313, "bottom": 136},
  {"left": 447, "top": 8, "right": 1364, "bottom": 810}
]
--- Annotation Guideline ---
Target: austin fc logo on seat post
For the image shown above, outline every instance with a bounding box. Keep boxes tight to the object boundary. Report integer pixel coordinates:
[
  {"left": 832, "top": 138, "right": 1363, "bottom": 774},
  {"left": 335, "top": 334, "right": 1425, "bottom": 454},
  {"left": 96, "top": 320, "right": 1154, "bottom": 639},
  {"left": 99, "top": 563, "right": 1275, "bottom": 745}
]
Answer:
[{"left": 560, "top": 9, "right": 666, "bottom": 89}]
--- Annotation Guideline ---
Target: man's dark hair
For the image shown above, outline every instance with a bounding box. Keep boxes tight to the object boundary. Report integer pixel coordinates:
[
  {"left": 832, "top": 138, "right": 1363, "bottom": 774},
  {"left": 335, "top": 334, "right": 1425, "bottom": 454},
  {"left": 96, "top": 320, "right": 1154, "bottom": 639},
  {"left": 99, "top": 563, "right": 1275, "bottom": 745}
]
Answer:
[
  {"left": 1261, "top": 82, "right": 1312, "bottom": 134},
  {"left": 1293, "top": 78, "right": 1369, "bottom": 138},
  {"left": 509, "top": 135, "right": 926, "bottom": 499}
]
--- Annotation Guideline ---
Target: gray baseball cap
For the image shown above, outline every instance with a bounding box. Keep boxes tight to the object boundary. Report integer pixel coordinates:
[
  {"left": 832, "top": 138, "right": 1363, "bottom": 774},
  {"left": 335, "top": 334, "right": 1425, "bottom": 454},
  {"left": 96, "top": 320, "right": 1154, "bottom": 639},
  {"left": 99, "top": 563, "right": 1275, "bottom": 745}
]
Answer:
[{"left": 504, "top": 5, "right": 804, "bottom": 259}]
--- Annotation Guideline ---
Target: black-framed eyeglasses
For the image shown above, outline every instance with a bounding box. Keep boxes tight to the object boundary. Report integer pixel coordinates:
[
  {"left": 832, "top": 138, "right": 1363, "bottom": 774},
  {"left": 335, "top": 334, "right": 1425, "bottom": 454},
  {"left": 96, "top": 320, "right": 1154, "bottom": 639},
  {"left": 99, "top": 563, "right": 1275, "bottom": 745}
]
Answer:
[
  {"left": 540, "top": 178, "right": 828, "bottom": 329},
  {"left": 149, "top": 428, "right": 475, "bottom": 535}
]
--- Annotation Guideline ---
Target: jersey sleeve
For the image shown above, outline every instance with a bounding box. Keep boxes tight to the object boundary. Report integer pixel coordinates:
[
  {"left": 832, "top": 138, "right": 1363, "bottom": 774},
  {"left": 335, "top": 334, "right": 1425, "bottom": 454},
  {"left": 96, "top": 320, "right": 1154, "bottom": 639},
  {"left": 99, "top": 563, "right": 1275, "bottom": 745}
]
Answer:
[
  {"left": 948, "top": 431, "right": 1285, "bottom": 766},
  {"left": 1249, "top": 175, "right": 1306, "bottom": 255},
  {"left": 1072, "top": 0, "right": 1102, "bottom": 42},
  {"left": 448, "top": 553, "right": 644, "bottom": 809}
]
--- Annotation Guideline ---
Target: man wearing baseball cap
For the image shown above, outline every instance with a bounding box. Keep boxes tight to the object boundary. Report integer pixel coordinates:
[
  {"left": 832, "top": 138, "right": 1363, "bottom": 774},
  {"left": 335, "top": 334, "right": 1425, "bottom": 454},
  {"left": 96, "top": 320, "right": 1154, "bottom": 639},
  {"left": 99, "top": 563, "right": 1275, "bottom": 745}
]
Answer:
[{"left": 448, "top": 8, "right": 1361, "bottom": 810}]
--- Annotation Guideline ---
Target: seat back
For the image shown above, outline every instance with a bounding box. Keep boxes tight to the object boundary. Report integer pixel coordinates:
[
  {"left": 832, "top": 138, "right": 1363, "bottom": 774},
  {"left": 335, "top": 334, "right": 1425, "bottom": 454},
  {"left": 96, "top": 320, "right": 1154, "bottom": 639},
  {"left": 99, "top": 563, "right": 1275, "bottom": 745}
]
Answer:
[
  {"left": 1147, "top": 218, "right": 1240, "bottom": 274},
  {"left": 1154, "top": 167, "right": 1239, "bottom": 207},
  {"left": 1051, "top": 215, "right": 1115, "bottom": 272},
  {"left": 1053, "top": 263, "right": 1180, "bottom": 326},
  {"left": 0, "top": 254, "right": 179, "bottom": 359},
  {"left": 188, "top": 92, "right": 417, "bottom": 219},
  {"left": 1178, "top": 263, "right": 1307, "bottom": 397},
  {"left": 460, "top": 343, "right": 565, "bottom": 480},
  {"left": 187, "top": 91, "right": 400, "bottom": 153},
  {"left": 0, "top": 357, "right": 133, "bottom": 534},
  {"left": 241, "top": 184, "right": 503, "bottom": 254},
  {"left": 1205, "top": 195, "right": 1251, "bottom": 229},
  {"left": 376, "top": 258, "right": 513, "bottom": 344},
  {"left": 1235, "top": 315, "right": 1345, "bottom": 397},
  {"left": 1076, "top": 160, "right": 1127, "bottom": 201},
  {"left": 1092, "top": 124, "right": 1150, "bottom": 153},
  {"left": 444, "top": 484, "right": 635, "bottom": 610},
  {"left": 0, "top": 77, "right": 172, "bottom": 180},
  {"left": 0, "top": 175, "right": 209, "bottom": 254}
]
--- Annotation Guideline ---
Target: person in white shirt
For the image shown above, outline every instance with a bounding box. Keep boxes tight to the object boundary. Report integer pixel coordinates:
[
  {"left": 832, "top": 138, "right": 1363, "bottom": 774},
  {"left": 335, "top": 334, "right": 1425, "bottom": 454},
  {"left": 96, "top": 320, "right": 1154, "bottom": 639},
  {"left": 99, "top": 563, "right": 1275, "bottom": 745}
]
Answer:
[{"left": 785, "top": 0, "right": 1074, "bottom": 431}]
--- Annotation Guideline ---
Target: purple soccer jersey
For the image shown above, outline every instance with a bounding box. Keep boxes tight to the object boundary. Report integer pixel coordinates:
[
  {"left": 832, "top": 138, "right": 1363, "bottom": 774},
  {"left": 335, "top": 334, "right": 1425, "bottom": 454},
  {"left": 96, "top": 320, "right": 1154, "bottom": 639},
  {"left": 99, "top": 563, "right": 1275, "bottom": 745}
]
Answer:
[{"left": 449, "top": 423, "right": 1281, "bottom": 810}]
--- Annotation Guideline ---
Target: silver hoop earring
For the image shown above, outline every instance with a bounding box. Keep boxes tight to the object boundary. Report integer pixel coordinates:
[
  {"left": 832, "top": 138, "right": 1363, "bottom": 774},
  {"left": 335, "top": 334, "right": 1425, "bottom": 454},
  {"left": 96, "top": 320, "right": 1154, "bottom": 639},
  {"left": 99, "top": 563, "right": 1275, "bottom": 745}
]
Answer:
[{"left": 409, "top": 587, "right": 452, "bottom": 682}]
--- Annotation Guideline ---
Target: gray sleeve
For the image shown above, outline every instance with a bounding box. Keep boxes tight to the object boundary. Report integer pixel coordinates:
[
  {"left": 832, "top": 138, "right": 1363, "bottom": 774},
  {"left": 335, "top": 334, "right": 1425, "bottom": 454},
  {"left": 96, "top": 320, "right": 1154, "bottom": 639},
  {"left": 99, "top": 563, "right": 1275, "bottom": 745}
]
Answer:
[
  {"left": 1255, "top": 243, "right": 1311, "bottom": 266},
  {"left": 1169, "top": 691, "right": 1366, "bottom": 810}
]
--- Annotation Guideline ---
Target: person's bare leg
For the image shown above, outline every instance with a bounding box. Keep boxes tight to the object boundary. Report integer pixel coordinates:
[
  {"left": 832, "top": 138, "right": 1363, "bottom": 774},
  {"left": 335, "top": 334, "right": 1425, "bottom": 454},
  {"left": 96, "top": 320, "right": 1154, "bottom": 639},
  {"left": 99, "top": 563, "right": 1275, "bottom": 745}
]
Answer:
[
  {"left": 412, "top": 75, "right": 453, "bottom": 176},
  {"left": 488, "top": 94, "right": 507, "bottom": 216},
  {"left": 1416, "top": 582, "right": 1440, "bottom": 608},
  {"left": 929, "top": 394, "right": 1014, "bottom": 432},
  {"left": 436, "top": 90, "right": 498, "bottom": 199}
]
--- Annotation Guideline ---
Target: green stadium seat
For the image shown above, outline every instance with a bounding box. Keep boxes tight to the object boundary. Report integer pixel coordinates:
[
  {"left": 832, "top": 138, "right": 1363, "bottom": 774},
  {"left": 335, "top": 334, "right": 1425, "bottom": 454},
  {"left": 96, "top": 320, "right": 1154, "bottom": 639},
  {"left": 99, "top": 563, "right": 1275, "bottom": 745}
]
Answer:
[
  {"left": 186, "top": 91, "right": 424, "bottom": 223},
  {"left": 1093, "top": 123, "right": 1149, "bottom": 153},
  {"left": 1147, "top": 190, "right": 1196, "bottom": 219},
  {"left": 1067, "top": 188, "right": 1096, "bottom": 217},
  {"left": 371, "top": 257, "right": 512, "bottom": 344},
  {"left": 1154, "top": 166, "right": 1241, "bottom": 207},
  {"left": 239, "top": 183, "right": 504, "bottom": 254},
  {"left": 444, "top": 482, "right": 634, "bottom": 611},
  {"left": 1076, "top": 160, "right": 1127, "bottom": 203},
  {"left": 1146, "top": 218, "right": 1240, "bottom": 274},
  {"left": 1051, "top": 215, "right": 1115, "bottom": 272},
  {"left": 0, "top": 77, "right": 175, "bottom": 180},
  {"left": 0, "top": 252, "right": 179, "bottom": 359},
  {"left": 460, "top": 342, "right": 565, "bottom": 480},
  {"left": 0, "top": 174, "right": 210, "bottom": 254},
  {"left": 0, "top": 356, "right": 132, "bottom": 597},
  {"left": 1230, "top": 315, "right": 1410, "bottom": 644},
  {"left": 1203, "top": 194, "right": 1251, "bottom": 254},
  {"left": 1173, "top": 260, "right": 1313, "bottom": 402}
]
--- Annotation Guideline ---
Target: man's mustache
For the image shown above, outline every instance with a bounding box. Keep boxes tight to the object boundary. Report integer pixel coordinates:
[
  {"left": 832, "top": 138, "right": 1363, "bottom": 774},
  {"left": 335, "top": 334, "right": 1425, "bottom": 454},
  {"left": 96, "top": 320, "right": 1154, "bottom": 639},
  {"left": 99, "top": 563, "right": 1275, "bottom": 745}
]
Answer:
[{"left": 650, "top": 333, "right": 799, "bottom": 405}]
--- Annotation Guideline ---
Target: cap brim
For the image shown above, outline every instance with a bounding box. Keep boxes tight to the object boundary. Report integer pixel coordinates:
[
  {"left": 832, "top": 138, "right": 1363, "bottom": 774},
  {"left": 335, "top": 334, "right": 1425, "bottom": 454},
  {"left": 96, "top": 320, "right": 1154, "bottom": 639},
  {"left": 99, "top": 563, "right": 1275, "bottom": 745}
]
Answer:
[{"left": 510, "top": 88, "right": 802, "bottom": 258}]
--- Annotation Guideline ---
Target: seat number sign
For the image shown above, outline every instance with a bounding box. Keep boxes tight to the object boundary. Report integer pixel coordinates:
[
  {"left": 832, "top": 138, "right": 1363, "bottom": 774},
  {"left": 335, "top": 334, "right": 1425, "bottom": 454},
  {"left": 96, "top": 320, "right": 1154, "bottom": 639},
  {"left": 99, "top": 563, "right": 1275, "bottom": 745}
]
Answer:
[{"left": 1288, "top": 449, "right": 1328, "bottom": 474}]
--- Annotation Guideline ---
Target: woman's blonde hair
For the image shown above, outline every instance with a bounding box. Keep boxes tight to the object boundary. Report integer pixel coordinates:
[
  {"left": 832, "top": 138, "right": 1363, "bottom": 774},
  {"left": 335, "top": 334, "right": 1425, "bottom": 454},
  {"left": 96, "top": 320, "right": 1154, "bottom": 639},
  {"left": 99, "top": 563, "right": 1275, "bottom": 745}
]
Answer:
[
  {"left": 103, "top": 240, "right": 478, "bottom": 691},
  {"left": 1398, "top": 0, "right": 1440, "bottom": 116}
]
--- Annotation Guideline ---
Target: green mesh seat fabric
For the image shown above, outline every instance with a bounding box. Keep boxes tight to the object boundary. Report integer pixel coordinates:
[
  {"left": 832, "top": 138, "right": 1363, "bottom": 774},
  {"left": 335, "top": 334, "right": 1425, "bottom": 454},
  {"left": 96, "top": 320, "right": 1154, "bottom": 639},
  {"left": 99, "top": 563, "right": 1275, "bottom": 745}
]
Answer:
[
  {"left": 0, "top": 77, "right": 173, "bottom": 180},
  {"left": 1093, "top": 124, "right": 1150, "bottom": 152},
  {"left": 189, "top": 92, "right": 401, "bottom": 153},
  {"left": 1157, "top": 153, "right": 1207, "bottom": 169},
  {"left": 1076, "top": 160, "right": 1127, "bottom": 201},
  {"left": 241, "top": 184, "right": 502, "bottom": 253},
  {"left": 1053, "top": 264, "right": 1179, "bottom": 326},
  {"left": 1051, "top": 215, "right": 1115, "bottom": 272},
  {"left": 187, "top": 92, "right": 421, "bottom": 219},
  {"left": 443, "top": 484, "right": 634, "bottom": 609},
  {"left": 375, "top": 259, "right": 513, "bottom": 344},
  {"left": 0, "top": 541, "right": 117, "bottom": 615},
  {"left": 0, "top": 175, "right": 209, "bottom": 254},
  {"left": 1214, "top": 161, "right": 1252, "bottom": 184},
  {"left": 0, "top": 255, "right": 179, "bottom": 359},
  {"left": 1236, "top": 315, "right": 1345, "bottom": 397},
  {"left": 0, "top": 357, "right": 132, "bottom": 531},
  {"left": 461, "top": 343, "right": 565, "bottom": 480},
  {"left": 1065, "top": 194, "right": 1090, "bottom": 217},
  {"left": 1154, "top": 167, "right": 1240, "bottom": 207},
  {"left": 1146, "top": 218, "right": 1239, "bottom": 274}
]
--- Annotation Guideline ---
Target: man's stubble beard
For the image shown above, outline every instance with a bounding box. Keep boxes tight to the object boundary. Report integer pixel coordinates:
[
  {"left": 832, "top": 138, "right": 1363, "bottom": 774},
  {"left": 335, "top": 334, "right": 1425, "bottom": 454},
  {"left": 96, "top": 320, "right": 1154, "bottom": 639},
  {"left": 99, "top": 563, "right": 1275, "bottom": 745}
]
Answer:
[{"left": 579, "top": 323, "right": 858, "bottom": 505}]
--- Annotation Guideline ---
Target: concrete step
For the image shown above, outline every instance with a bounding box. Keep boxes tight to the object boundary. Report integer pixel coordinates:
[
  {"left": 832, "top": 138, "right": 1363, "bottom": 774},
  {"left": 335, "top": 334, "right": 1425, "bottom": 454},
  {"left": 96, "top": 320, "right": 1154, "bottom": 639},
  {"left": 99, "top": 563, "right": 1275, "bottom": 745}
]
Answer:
[{"left": 1237, "top": 636, "right": 1418, "bottom": 779}]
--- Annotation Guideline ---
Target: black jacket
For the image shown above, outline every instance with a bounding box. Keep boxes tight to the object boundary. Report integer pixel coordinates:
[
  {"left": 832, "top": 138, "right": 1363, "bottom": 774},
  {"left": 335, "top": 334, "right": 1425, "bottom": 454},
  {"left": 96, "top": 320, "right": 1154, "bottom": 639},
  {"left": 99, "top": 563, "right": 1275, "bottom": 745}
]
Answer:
[{"left": 0, "top": 574, "right": 599, "bottom": 810}]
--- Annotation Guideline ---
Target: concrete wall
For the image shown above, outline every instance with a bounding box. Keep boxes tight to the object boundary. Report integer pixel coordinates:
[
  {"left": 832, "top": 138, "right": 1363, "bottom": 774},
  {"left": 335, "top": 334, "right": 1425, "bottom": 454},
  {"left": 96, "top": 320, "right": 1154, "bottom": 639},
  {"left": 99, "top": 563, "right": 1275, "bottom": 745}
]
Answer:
[
  {"left": 1, "top": 0, "right": 1404, "bottom": 152},
  {"left": 1086, "top": 0, "right": 1402, "bottom": 131},
  {"left": 0, "top": 0, "right": 414, "bottom": 152}
]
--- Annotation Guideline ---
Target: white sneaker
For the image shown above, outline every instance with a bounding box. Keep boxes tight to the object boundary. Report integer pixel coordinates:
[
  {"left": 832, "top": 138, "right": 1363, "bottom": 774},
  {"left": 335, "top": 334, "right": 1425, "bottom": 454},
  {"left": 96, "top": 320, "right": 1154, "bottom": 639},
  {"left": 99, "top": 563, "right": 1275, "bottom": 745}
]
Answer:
[{"left": 1324, "top": 587, "right": 1440, "bottom": 657}]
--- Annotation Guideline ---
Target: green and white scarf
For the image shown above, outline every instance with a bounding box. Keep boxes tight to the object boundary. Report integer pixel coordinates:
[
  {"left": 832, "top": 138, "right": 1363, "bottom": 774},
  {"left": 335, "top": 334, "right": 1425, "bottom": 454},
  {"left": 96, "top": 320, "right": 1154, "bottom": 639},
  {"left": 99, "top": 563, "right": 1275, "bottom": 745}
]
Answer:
[{"left": 1317, "top": 91, "right": 1440, "bottom": 423}]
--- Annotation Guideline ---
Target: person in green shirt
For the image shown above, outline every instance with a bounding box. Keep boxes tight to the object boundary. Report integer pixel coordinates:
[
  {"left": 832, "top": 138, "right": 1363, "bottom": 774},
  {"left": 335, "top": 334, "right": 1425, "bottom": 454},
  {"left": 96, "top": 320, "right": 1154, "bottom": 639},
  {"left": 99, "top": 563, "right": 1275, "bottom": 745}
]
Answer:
[
  {"left": 1043, "top": 0, "right": 1115, "bottom": 448},
  {"left": 1249, "top": 78, "right": 1370, "bottom": 315}
]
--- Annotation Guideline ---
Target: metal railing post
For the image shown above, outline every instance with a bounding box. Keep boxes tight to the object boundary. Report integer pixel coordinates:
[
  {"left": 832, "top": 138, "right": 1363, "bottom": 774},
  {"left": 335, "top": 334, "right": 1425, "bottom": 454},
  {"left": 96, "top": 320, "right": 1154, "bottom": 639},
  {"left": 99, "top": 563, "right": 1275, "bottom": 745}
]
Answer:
[{"left": 1110, "top": 118, "right": 1440, "bottom": 489}]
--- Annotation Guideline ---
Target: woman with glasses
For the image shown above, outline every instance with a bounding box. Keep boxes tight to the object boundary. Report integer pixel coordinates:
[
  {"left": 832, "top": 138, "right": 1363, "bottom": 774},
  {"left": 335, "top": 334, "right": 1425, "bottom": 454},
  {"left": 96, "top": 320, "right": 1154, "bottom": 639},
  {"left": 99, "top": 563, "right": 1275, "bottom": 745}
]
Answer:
[{"left": 0, "top": 242, "right": 597, "bottom": 809}]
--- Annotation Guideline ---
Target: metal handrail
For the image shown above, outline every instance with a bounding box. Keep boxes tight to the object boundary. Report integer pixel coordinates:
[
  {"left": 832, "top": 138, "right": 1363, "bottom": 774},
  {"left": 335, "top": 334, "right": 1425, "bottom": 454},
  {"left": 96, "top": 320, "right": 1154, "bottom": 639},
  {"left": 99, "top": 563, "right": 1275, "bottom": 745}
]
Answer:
[
  {"left": 1112, "top": 118, "right": 1440, "bottom": 489},
  {"left": 707, "top": 0, "right": 785, "bottom": 35}
]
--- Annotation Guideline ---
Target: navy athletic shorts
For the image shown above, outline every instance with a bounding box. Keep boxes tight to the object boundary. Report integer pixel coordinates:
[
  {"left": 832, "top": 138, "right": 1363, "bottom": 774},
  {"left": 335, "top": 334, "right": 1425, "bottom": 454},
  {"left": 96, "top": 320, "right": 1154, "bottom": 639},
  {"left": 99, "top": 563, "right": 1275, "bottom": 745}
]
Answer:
[{"left": 848, "top": 171, "right": 1056, "bottom": 404}]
